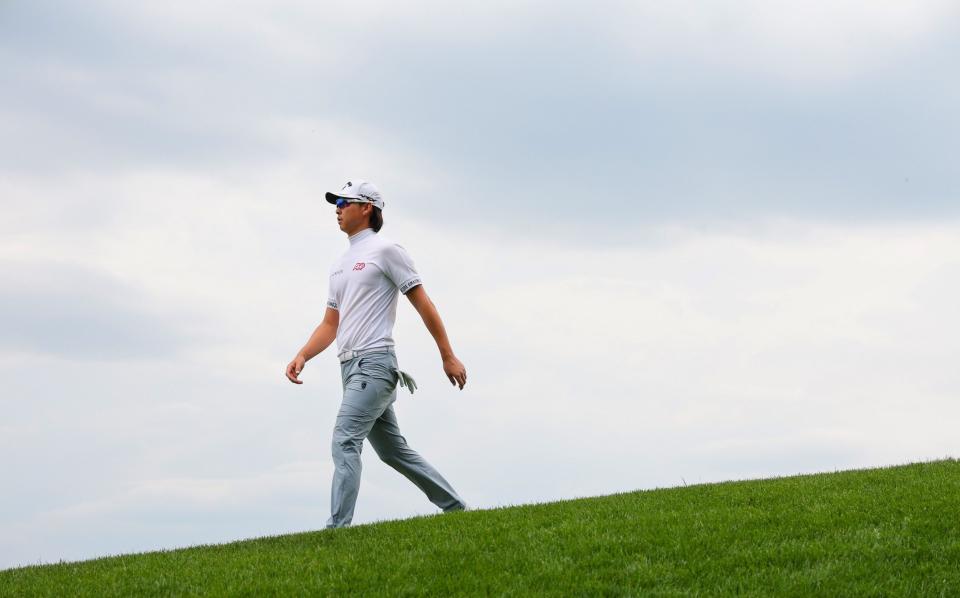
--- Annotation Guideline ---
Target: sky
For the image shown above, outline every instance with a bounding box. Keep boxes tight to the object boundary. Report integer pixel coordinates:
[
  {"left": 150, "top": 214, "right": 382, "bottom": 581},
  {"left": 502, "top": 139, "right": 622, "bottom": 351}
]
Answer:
[{"left": 2, "top": 0, "right": 959, "bottom": 570}]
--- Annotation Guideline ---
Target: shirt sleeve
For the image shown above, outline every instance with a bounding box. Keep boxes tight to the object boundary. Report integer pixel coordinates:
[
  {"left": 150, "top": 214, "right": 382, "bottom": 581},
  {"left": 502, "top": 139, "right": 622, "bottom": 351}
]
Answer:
[
  {"left": 381, "top": 243, "right": 423, "bottom": 294},
  {"left": 326, "top": 266, "right": 340, "bottom": 310}
]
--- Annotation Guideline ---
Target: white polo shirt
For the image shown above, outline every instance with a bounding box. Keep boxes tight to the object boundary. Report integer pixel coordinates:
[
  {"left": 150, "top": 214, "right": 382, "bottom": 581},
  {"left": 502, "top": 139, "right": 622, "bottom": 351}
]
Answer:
[{"left": 326, "top": 228, "right": 422, "bottom": 357}]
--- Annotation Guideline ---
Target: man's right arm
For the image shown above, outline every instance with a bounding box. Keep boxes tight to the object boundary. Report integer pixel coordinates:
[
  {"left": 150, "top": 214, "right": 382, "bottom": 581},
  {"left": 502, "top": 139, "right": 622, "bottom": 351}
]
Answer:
[{"left": 285, "top": 307, "right": 340, "bottom": 384}]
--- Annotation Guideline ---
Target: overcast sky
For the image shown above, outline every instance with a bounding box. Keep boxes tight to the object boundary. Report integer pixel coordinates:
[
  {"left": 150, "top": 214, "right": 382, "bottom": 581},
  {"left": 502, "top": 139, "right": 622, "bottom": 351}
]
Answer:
[{"left": 2, "top": 0, "right": 959, "bottom": 570}]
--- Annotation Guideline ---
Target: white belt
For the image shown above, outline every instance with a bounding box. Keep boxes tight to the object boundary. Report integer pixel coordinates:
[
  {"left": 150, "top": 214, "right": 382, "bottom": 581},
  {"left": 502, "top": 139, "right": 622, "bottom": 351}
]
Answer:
[{"left": 337, "top": 346, "right": 394, "bottom": 363}]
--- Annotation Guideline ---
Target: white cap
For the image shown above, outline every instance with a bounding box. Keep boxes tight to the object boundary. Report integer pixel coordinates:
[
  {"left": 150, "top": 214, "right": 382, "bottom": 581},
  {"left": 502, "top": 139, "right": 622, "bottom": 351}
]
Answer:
[{"left": 325, "top": 179, "right": 385, "bottom": 210}]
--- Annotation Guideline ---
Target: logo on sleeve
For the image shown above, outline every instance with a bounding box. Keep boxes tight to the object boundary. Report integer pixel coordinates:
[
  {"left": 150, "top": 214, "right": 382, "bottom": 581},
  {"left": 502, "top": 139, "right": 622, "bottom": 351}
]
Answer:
[
  {"left": 399, "top": 278, "right": 422, "bottom": 293},
  {"left": 352, "top": 262, "right": 366, "bottom": 271}
]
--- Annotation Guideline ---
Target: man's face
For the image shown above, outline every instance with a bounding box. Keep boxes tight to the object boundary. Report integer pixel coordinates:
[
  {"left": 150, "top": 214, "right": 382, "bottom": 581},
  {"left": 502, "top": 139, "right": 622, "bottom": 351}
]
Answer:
[{"left": 336, "top": 200, "right": 370, "bottom": 234}]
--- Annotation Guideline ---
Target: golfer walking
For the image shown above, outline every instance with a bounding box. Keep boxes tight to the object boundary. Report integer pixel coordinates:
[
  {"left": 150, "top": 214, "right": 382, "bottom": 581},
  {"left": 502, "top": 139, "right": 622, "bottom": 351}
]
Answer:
[{"left": 285, "top": 179, "right": 468, "bottom": 528}]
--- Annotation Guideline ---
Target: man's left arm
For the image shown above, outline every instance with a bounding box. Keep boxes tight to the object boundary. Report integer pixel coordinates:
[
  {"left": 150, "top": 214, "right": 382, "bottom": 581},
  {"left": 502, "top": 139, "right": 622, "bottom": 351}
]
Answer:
[{"left": 405, "top": 285, "right": 467, "bottom": 390}]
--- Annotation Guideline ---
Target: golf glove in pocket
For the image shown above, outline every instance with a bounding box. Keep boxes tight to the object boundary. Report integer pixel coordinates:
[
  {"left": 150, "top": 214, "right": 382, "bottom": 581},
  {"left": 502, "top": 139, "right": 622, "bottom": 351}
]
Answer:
[{"left": 395, "top": 369, "right": 417, "bottom": 395}]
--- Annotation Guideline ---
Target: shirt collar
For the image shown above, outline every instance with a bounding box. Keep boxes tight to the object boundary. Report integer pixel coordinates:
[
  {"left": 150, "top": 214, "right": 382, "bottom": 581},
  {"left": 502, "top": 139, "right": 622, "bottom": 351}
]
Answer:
[{"left": 348, "top": 228, "right": 375, "bottom": 246}]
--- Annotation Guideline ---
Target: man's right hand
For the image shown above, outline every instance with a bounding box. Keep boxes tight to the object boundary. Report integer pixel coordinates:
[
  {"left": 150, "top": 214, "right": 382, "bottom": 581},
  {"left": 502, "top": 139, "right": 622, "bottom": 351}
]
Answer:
[{"left": 285, "top": 354, "right": 306, "bottom": 384}]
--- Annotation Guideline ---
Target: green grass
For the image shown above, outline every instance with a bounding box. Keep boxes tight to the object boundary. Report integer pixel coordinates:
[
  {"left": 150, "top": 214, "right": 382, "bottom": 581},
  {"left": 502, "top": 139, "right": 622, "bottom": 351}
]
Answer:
[{"left": 3, "top": 459, "right": 958, "bottom": 596}]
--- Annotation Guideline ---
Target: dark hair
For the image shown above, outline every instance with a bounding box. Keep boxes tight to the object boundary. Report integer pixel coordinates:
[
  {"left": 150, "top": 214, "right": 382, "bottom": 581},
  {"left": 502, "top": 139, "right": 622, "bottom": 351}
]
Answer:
[{"left": 369, "top": 206, "right": 383, "bottom": 233}]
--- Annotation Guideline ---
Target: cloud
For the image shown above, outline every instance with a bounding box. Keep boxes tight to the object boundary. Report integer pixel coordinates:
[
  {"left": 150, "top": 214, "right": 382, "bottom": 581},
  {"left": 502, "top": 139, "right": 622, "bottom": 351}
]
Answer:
[
  {"left": 0, "top": 260, "right": 204, "bottom": 360},
  {"left": 610, "top": 0, "right": 960, "bottom": 82},
  {"left": 382, "top": 217, "right": 960, "bottom": 500},
  {"left": 45, "top": 461, "right": 330, "bottom": 515},
  {"left": 4, "top": 0, "right": 959, "bottom": 231}
]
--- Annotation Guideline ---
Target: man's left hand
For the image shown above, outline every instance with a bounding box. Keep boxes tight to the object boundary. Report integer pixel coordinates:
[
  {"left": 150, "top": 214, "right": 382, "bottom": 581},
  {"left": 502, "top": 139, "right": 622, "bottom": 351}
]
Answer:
[{"left": 443, "top": 355, "right": 467, "bottom": 390}]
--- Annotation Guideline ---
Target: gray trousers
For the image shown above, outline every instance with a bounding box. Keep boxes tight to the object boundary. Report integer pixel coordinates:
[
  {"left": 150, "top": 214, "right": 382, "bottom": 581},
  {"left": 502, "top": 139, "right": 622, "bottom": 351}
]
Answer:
[{"left": 326, "top": 349, "right": 465, "bottom": 528}]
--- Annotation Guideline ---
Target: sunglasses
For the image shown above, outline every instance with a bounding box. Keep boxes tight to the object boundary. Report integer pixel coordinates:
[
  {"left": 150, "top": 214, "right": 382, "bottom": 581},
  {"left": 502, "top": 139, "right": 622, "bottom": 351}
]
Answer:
[{"left": 335, "top": 198, "right": 371, "bottom": 209}]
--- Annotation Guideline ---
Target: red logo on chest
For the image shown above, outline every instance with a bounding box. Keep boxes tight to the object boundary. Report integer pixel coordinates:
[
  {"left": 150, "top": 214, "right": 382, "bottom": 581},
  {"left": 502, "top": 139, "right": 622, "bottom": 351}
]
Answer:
[{"left": 352, "top": 262, "right": 366, "bottom": 271}]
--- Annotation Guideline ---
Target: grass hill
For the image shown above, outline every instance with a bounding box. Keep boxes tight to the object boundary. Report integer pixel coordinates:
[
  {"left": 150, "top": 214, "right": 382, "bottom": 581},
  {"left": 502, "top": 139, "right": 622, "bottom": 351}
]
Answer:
[{"left": 2, "top": 458, "right": 958, "bottom": 596}]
